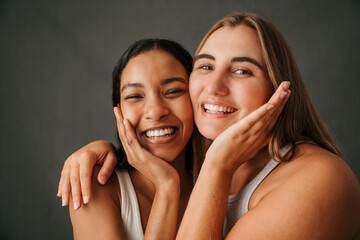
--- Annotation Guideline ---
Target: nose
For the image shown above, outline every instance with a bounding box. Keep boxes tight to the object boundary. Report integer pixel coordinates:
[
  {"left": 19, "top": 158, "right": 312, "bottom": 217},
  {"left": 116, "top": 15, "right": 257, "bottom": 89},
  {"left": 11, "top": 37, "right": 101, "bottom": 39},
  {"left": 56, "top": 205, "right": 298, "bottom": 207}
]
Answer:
[
  {"left": 205, "top": 69, "right": 230, "bottom": 96},
  {"left": 144, "top": 94, "right": 169, "bottom": 120}
]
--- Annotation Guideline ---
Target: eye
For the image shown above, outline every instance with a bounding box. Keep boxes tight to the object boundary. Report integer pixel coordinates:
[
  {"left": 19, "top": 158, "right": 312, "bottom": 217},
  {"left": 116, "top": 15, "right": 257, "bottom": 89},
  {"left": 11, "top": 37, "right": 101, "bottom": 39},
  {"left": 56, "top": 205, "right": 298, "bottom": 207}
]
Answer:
[
  {"left": 198, "top": 64, "right": 212, "bottom": 71},
  {"left": 165, "top": 88, "right": 185, "bottom": 98},
  {"left": 234, "top": 69, "right": 252, "bottom": 76},
  {"left": 124, "top": 94, "right": 143, "bottom": 100}
]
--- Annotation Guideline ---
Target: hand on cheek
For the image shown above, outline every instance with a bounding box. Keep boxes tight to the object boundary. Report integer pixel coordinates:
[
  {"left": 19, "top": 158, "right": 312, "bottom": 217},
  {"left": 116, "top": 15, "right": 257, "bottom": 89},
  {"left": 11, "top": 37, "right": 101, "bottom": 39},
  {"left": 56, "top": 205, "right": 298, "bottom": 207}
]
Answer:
[{"left": 204, "top": 81, "right": 291, "bottom": 175}]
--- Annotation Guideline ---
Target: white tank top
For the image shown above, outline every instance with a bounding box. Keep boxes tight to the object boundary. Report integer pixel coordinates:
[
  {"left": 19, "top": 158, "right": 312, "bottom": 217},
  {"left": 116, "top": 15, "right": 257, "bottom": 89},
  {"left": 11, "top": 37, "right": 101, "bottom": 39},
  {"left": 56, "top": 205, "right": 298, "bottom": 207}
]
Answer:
[
  {"left": 223, "top": 144, "right": 292, "bottom": 237},
  {"left": 115, "top": 170, "right": 144, "bottom": 240}
]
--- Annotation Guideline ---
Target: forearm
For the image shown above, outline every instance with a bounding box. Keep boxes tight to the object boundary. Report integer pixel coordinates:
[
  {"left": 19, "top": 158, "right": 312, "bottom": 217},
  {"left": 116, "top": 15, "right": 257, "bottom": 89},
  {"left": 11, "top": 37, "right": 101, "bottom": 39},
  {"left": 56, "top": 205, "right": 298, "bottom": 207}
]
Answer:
[
  {"left": 145, "top": 180, "right": 180, "bottom": 240},
  {"left": 177, "top": 162, "right": 232, "bottom": 239}
]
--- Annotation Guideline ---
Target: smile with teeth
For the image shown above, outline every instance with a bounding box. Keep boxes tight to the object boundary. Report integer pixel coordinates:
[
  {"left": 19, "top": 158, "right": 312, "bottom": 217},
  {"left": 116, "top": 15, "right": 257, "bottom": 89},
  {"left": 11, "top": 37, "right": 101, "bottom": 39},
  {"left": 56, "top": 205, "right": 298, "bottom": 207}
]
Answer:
[
  {"left": 203, "top": 104, "right": 237, "bottom": 114},
  {"left": 145, "top": 127, "right": 176, "bottom": 139}
]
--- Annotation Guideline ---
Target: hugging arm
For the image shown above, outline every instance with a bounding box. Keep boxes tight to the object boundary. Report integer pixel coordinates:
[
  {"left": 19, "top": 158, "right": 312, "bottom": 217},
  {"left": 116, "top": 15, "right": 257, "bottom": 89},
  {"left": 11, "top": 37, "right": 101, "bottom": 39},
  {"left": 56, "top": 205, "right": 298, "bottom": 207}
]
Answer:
[
  {"left": 57, "top": 140, "right": 117, "bottom": 209},
  {"left": 68, "top": 108, "right": 181, "bottom": 240},
  {"left": 176, "top": 82, "right": 291, "bottom": 239}
]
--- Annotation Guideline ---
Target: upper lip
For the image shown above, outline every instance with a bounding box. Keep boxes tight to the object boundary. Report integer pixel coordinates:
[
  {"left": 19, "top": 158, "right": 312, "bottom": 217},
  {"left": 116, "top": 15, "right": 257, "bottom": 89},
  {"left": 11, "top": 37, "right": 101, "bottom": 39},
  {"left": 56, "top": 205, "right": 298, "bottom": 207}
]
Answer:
[
  {"left": 200, "top": 99, "right": 238, "bottom": 110},
  {"left": 141, "top": 125, "right": 177, "bottom": 134}
]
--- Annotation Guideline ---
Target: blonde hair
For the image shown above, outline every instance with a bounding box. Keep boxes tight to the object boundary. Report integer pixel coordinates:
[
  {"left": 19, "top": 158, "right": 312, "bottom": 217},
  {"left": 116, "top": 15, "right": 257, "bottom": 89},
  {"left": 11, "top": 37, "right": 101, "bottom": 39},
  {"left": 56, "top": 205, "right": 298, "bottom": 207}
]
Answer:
[{"left": 196, "top": 12, "right": 342, "bottom": 161}]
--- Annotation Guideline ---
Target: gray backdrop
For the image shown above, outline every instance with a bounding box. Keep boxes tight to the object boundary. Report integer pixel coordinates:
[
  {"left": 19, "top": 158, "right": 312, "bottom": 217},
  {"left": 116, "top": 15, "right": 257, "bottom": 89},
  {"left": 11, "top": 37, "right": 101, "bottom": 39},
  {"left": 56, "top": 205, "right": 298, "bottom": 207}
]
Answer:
[{"left": 0, "top": 0, "right": 359, "bottom": 239}]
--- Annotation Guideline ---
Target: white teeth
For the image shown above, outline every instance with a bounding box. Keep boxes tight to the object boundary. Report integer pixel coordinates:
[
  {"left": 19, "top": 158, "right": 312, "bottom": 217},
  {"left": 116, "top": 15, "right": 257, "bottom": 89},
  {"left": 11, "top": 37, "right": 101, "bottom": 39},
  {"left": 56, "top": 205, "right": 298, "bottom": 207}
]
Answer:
[
  {"left": 204, "top": 104, "right": 236, "bottom": 114},
  {"left": 145, "top": 127, "right": 175, "bottom": 138}
]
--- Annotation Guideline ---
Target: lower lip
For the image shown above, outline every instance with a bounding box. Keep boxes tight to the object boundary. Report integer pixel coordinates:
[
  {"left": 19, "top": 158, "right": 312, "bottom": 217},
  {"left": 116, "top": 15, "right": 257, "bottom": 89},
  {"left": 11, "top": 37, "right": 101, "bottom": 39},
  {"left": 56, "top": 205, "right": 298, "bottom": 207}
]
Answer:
[
  {"left": 143, "top": 130, "right": 179, "bottom": 144},
  {"left": 201, "top": 106, "right": 237, "bottom": 119}
]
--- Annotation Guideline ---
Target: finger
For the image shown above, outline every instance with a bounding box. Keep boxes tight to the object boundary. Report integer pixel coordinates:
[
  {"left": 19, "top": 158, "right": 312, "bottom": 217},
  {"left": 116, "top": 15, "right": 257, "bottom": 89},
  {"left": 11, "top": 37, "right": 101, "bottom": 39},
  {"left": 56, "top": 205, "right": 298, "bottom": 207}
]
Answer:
[
  {"left": 265, "top": 89, "right": 291, "bottom": 128},
  {"left": 97, "top": 151, "right": 118, "bottom": 185},
  {"left": 70, "top": 162, "right": 82, "bottom": 210},
  {"left": 123, "top": 119, "right": 142, "bottom": 151},
  {"left": 79, "top": 158, "right": 94, "bottom": 204},
  {"left": 114, "top": 107, "right": 127, "bottom": 141},
  {"left": 268, "top": 81, "right": 290, "bottom": 106},
  {"left": 59, "top": 161, "right": 71, "bottom": 206},
  {"left": 58, "top": 163, "right": 66, "bottom": 197},
  {"left": 239, "top": 103, "right": 274, "bottom": 135},
  {"left": 121, "top": 119, "right": 144, "bottom": 166}
]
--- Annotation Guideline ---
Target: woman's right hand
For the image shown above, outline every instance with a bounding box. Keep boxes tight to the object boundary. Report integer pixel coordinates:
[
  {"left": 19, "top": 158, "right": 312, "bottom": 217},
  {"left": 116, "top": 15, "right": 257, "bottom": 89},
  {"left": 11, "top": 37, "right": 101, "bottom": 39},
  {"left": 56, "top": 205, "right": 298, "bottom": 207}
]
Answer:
[
  {"left": 114, "top": 107, "right": 180, "bottom": 191},
  {"left": 57, "top": 140, "right": 117, "bottom": 210}
]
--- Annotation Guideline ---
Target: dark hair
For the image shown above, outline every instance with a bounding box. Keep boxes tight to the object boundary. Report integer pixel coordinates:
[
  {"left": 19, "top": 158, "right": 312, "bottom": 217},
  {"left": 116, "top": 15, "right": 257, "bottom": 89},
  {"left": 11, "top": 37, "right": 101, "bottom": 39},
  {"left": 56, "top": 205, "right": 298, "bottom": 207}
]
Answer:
[{"left": 111, "top": 38, "right": 193, "bottom": 170}]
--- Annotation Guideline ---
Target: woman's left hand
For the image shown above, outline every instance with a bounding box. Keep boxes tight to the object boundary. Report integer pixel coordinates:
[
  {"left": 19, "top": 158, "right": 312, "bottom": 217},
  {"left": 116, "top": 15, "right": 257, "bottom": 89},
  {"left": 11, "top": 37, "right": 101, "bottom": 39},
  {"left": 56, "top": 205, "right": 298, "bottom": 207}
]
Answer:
[{"left": 204, "top": 81, "right": 291, "bottom": 175}]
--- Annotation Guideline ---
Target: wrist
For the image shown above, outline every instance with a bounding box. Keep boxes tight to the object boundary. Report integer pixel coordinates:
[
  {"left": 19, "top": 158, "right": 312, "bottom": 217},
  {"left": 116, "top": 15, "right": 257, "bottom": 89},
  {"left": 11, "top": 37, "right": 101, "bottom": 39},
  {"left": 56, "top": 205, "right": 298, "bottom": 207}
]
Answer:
[{"left": 202, "top": 154, "right": 237, "bottom": 178}]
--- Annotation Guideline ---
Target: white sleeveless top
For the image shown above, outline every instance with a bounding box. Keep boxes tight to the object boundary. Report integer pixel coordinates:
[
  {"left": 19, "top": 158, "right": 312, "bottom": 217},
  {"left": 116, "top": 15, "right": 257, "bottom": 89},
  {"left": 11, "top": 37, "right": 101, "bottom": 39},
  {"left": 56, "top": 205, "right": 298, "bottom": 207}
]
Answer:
[
  {"left": 223, "top": 144, "right": 292, "bottom": 237},
  {"left": 115, "top": 170, "right": 144, "bottom": 240}
]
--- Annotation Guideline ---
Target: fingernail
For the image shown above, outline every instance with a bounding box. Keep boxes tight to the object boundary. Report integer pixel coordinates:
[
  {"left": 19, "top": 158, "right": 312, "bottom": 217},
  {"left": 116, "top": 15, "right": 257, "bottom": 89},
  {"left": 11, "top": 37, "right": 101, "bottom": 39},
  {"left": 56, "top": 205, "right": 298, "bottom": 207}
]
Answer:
[
  {"left": 74, "top": 202, "right": 79, "bottom": 210},
  {"left": 282, "top": 81, "right": 290, "bottom": 90},
  {"left": 83, "top": 195, "right": 89, "bottom": 204},
  {"left": 62, "top": 198, "right": 66, "bottom": 207},
  {"left": 99, "top": 175, "right": 106, "bottom": 184}
]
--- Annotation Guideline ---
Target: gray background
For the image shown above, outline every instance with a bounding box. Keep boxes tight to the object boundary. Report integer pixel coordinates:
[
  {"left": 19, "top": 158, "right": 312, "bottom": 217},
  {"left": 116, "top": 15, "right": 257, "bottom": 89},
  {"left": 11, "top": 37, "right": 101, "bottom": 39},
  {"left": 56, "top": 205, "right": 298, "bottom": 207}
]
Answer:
[{"left": 0, "top": 0, "right": 359, "bottom": 239}]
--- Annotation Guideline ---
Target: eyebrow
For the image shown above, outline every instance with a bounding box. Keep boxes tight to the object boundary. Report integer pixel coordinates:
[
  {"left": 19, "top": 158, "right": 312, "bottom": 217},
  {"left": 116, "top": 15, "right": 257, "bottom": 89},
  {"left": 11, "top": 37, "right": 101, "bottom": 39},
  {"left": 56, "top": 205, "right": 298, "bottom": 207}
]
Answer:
[
  {"left": 231, "top": 57, "right": 262, "bottom": 69},
  {"left": 193, "top": 54, "right": 215, "bottom": 62},
  {"left": 161, "top": 77, "right": 186, "bottom": 85},
  {"left": 194, "top": 54, "right": 263, "bottom": 69},
  {"left": 121, "top": 77, "right": 186, "bottom": 92},
  {"left": 121, "top": 83, "right": 144, "bottom": 92}
]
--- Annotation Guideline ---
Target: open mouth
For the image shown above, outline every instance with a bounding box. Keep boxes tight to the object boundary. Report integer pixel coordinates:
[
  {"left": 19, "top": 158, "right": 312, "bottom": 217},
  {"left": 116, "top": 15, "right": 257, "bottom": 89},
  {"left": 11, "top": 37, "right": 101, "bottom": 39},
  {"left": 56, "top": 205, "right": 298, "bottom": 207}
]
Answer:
[
  {"left": 143, "top": 127, "right": 177, "bottom": 139},
  {"left": 203, "top": 104, "right": 238, "bottom": 114}
]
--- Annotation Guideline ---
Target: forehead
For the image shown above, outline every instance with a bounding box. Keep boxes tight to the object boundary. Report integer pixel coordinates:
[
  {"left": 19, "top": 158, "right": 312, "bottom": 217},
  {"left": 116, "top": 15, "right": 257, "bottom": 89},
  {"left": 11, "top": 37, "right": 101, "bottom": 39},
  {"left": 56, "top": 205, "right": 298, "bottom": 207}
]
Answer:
[
  {"left": 200, "top": 25, "right": 263, "bottom": 64},
  {"left": 120, "top": 50, "right": 188, "bottom": 86}
]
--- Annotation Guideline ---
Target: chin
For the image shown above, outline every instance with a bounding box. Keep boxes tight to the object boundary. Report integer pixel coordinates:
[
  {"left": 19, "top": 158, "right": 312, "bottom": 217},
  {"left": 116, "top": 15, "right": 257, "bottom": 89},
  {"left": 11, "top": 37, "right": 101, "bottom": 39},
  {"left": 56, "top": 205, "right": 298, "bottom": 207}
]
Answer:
[
  {"left": 198, "top": 126, "right": 222, "bottom": 140},
  {"left": 151, "top": 149, "right": 181, "bottom": 162}
]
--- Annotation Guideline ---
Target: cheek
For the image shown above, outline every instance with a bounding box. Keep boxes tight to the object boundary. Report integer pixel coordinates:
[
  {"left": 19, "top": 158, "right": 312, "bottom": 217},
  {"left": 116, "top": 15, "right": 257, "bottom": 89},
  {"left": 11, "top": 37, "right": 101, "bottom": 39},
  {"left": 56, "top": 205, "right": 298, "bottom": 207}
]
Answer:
[
  {"left": 233, "top": 81, "right": 272, "bottom": 111},
  {"left": 120, "top": 104, "right": 141, "bottom": 128},
  {"left": 189, "top": 74, "right": 202, "bottom": 106}
]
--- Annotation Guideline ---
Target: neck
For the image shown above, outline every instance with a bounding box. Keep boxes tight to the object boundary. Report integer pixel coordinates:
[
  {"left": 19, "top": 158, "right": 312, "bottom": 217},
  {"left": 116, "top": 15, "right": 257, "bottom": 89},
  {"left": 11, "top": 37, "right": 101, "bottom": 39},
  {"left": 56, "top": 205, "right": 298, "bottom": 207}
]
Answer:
[{"left": 229, "top": 146, "right": 271, "bottom": 194}]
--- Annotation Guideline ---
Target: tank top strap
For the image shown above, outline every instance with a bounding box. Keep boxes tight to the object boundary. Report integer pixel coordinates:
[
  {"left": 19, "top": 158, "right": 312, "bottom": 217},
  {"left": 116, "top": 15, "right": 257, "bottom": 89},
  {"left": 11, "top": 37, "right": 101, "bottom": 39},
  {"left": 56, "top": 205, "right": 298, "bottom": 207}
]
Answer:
[
  {"left": 224, "top": 144, "right": 292, "bottom": 236},
  {"left": 115, "top": 170, "right": 144, "bottom": 240}
]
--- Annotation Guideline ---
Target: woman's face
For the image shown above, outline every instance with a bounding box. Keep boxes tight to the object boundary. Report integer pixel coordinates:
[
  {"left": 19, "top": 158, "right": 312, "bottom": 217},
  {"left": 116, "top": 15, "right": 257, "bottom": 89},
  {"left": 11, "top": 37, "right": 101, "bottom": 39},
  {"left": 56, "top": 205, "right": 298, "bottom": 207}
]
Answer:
[
  {"left": 190, "top": 25, "right": 272, "bottom": 140},
  {"left": 120, "top": 50, "right": 193, "bottom": 161}
]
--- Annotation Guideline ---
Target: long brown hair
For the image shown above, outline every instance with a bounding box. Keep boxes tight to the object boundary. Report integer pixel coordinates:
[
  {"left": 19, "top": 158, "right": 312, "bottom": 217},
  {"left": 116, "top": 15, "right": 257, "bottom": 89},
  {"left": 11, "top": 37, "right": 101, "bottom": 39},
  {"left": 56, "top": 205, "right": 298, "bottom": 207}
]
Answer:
[{"left": 195, "top": 12, "right": 342, "bottom": 161}]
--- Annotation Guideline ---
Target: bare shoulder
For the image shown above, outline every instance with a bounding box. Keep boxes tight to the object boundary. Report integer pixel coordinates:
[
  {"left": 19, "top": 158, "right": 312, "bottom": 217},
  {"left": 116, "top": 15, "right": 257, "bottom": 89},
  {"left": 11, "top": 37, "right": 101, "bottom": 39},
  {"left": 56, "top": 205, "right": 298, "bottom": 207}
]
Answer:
[
  {"left": 283, "top": 143, "right": 359, "bottom": 195},
  {"left": 230, "top": 143, "right": 360, "bottom": 239},
  {"left": 69, "top": 166, "right": 125, "bottom": 239}
]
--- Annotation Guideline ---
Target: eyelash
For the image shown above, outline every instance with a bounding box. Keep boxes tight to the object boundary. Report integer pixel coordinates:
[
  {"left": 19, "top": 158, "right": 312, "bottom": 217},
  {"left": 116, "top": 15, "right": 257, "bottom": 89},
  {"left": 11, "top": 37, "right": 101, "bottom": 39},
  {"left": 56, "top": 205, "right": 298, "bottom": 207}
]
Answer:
[
  {"left": 165, "top": 88, "right": 185, "bottom": 96},
  {"left": 198, "top": 64, "right": 212, "bottom": 71},
  {"left": 123, "top": 89, "right": 184, "bottom": 100},
  {"left": 234, "top": 69, "right": 252, "bottom": 75},
  {"left": 197, "top": 64, "right": 253, "bottom": 76},
  {"left": 124, "top": 94, "right": 142, "bottom": 100}
]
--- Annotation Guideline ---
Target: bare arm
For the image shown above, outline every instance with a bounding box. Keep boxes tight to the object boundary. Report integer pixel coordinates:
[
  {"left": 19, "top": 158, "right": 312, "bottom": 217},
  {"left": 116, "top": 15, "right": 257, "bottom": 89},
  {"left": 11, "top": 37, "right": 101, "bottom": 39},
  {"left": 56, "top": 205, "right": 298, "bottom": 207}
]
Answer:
[
  {"left": 177, "top": 82, "right": 290, "bottom": 239},
  {"left": 69, "top": 166, "right": 126, "bottom": 240},
  {"left": 114, "top": 107, "right": 180, "bottom": 240}
]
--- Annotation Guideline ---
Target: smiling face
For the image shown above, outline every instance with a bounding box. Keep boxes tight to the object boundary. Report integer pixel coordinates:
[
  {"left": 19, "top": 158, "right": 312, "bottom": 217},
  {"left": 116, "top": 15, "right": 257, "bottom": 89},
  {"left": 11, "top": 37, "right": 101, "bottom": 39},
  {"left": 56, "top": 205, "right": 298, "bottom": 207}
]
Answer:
[
  {"left": 120, "top": 50, "right": 193, "bottom": 161},
  {"left": 190, "top": 25, "right": 273, "bottom": 140}
]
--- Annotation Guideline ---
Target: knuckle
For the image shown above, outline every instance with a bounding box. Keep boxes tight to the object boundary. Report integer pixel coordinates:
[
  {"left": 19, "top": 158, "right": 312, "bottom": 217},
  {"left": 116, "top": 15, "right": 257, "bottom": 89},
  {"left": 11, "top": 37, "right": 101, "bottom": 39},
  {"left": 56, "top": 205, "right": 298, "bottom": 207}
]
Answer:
[
  {"left": 70, "top": 175, "right": 79, "bottom": 183},
  {"left": 126, "top": 139, "right": 133, "bottom": 146}
]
